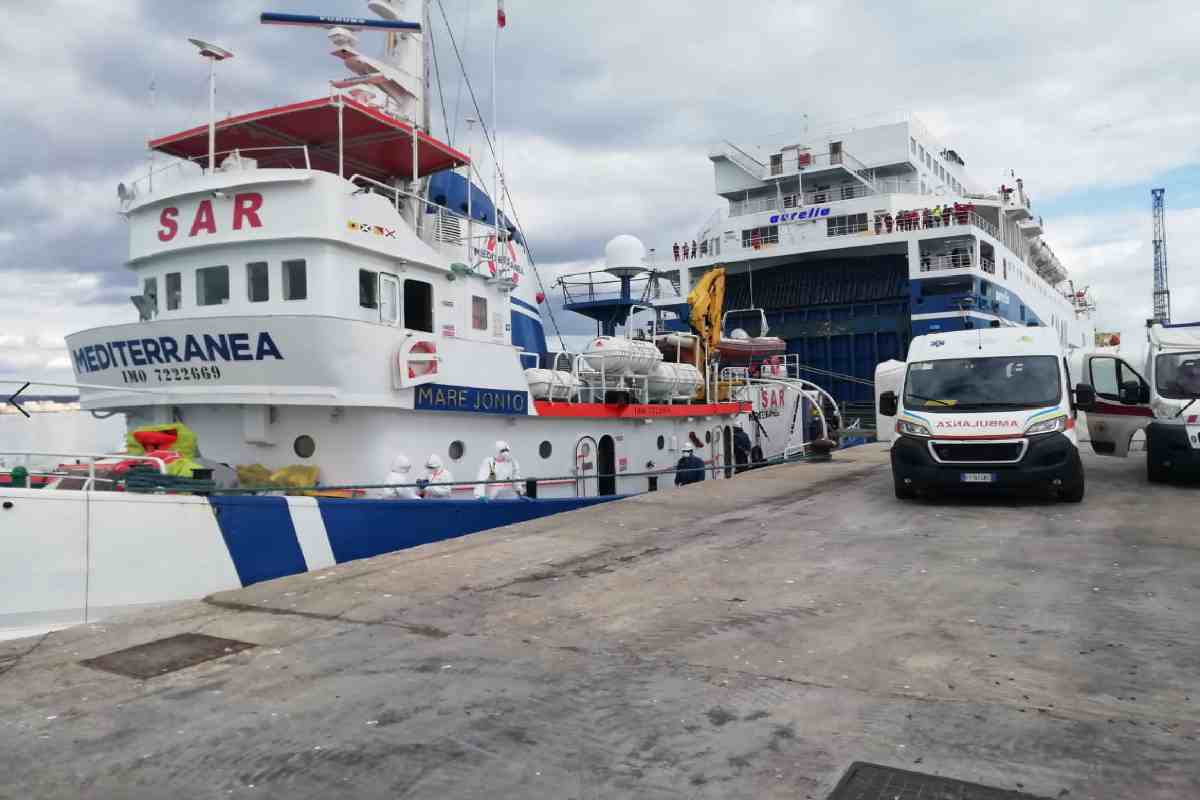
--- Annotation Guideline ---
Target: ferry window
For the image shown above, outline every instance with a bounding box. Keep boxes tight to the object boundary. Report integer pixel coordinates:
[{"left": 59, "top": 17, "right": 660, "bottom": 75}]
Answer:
[
  {"left": 539, "top": 441, "right": 552, "bottom": 459},
  {"left": 196, "top": 265, "right": 229, "bottom": 306},
  {"left": 448, "top": 440, "right": 465, "bottom": 461},
  {"left": 142, "top": 277, "right": 158, "bottom": 315},
  {"left": 769, "top": 153, "right": 783, "bottom": 175},
  {"left": 359, "top": 269, "right": 378, "bottom": 309},
  {"left": 246, "top": 262, "right": 269, "bottom": 302},
  {"left": 471, "top": 296, "right": 488, "bottom": 330},
  {"left": 827, "top": 213, "right": 868, "bottom": 237},
  {"left": 741, "top": 225, "right": 779, "bottom": 248},
  {"left": 404, "top": 278, "right": 434, "bottom": 332},
  {"left": 283, "top": 259, "right": 307, "bottom": 300},
  {"left": 166, "top": 272, "right": 181, "bottom": 310},
  {"left": 910, "top": 137, "right": 916, "bottom": 154}
]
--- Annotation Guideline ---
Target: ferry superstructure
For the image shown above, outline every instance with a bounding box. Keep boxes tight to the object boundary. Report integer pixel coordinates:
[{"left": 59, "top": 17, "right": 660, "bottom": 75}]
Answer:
[{"left": 653, "top": 115, "right": 1096, "bottom": 404}]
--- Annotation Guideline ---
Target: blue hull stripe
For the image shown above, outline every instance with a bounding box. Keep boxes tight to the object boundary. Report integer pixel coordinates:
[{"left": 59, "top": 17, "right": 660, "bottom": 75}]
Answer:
[
  {"left": 511, "top": 296, "right": 540, "bottom": 315},
  {"left": 317, "top": 496, "right": 620, "bottom": 564},
  {"left": 209, "top": 496, "right": 308, "bottom": 586}
]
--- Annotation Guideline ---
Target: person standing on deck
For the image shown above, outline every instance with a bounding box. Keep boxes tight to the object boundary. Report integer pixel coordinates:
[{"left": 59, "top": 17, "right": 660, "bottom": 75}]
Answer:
[
  {"left": 378, "top": 454, "right": 418, "bottom": 499},
  {"left": 420, "top": 454, "right": 455, "bottom": 498},
  {"left": 475, "top": 441, "right": 523, "bottom": 499},
  {"left": 674, "top": 445, "right": 706, "bottom": 486}
]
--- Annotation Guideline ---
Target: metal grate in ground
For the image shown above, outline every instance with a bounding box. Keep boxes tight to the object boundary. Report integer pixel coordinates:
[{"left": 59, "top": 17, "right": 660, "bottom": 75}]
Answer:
[
  {"left": 827, "top": 762, "right": 1050, "bottom": 800},
  {"left": 80, "top": 633, "right": 255, "bottom": 680}
]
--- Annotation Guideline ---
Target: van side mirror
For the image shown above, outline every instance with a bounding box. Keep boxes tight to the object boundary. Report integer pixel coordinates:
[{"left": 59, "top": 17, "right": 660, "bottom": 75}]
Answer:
[
  {"left": 878, "top": 390, "right": 898, "bottom": 417},
  {"left": 1074, "top": 383, "right": 1096, "bottom": 411},
  {"left": 1119, "top": 380, "right": 1144, "bottom": 405}
]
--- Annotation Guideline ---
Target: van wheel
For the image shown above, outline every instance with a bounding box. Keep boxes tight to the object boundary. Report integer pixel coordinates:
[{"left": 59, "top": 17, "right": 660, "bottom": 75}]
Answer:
[
  {"left": 894, "top": 476, "right": 916, "bottom": 500},
  {"left": 1060, "top": 453, "right": 1085, "bottom": 502}
]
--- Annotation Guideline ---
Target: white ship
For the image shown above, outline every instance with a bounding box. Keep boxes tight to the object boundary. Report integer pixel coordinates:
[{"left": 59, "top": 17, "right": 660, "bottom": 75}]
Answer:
[
  {"left": 648, "top": 114, "right": 1097, "bottom": 406},
  {"left": 59, "top": 3, "right": 831, "bottom": 495}
]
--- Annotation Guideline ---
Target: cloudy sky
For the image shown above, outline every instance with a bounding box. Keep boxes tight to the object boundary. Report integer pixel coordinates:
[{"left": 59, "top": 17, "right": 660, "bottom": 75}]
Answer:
[{"left": 2, "top": 0, "right": 1198, "bottom": 386}]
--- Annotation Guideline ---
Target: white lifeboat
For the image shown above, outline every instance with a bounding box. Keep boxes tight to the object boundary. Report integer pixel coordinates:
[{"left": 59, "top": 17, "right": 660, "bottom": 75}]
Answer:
[{"left": 582, "top": 336, "right": 662, "bottom": 376}]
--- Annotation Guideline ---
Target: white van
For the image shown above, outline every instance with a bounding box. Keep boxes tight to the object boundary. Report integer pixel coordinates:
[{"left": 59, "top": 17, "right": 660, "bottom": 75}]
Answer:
[
  {"left": 1074, "top": 321, "right": 1200, "bottom": 481},
  {"left": 878, "top": 326, "right": 1084, "bottom": 501}
]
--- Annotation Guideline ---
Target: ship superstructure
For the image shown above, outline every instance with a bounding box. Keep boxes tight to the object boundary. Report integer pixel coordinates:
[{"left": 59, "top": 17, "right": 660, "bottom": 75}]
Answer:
[
  {"left": 654, "top": 115, "right": 1095, "bottom": 404},
  {"left": 62, "top": 2, "right": 835, "bottom": 495}
]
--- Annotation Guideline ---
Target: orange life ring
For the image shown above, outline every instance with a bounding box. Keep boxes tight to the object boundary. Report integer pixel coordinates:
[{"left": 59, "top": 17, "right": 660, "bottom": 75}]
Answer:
[{"left": 405, "top": 340, "right": 438, "bottom": 379}]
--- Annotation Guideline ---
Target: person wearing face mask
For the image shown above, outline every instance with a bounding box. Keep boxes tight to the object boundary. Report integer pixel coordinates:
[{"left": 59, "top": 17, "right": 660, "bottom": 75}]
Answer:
[
  {"left": 475, "top": 440, "right": 523, "bottom": 499},
  {"left": 378, "top": 454, "right": 418, "bottom": 499},
  {"left": 421, "top": 454, "right": 455, "bottom": 498}
]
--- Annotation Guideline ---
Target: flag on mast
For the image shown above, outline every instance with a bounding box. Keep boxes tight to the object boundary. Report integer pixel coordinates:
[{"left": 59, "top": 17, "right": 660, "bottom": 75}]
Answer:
[{"left": 497, "top": 0, "right": 507, "bottom": 28}]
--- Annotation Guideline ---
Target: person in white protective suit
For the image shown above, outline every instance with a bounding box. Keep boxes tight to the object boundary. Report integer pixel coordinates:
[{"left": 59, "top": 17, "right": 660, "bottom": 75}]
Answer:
[
  {"left": 378, "top": 454, "right": 419, "bottom": 499},
  {"left": 420, "top": 454, "right": 455, "bottom": 498},
  {"left": 474, "top": 440, "right": 523, "bottom": 499}
]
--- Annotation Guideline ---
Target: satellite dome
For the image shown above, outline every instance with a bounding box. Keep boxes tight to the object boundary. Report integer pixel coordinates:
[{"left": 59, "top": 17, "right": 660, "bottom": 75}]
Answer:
[{"left": 604, "top": 234, "right": 647, "bottom": 277}]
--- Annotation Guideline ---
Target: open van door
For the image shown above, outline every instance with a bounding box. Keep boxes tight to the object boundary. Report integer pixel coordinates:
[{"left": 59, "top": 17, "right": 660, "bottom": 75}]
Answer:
[
  {"left": 1079, "top": 354, "right": 1153, "bottom": 457},
  {"left": 874, "top": 359, "right": 905, "bottom": 443}
]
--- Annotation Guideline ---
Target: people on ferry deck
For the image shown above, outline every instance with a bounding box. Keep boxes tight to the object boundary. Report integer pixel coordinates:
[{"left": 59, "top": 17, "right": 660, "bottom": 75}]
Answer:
[
  {"left": 874, "top": 215, "right": 883, "bottom": 234},
  {"left": 691, "top": 240, "right": 698, "bottom": 259},
  {"left": 674, "top": 445, "right": 706, "bottom": 486},
  {"left": 884, "top": 213, "right": 894, "bottom": 233},
  {"left": 475, "top": 440, "right": 523, "bottom": 499},
  {"left": 379, "top": 454, "right": 418, "bottom": 499},
  {"left": 673, "top": 242, "right": 680, "bottom": 261},
  {"left": 421, "top": 454, "right": 454, "bottom": 498},
  {"left": 922, "top": 208, "right": 932, "bottom": 229},
  {"left": 941, "top": 205, "right": 952, "bottom": 226},
  {"left": 733, "top": 425, "right": 753, "bottom": 474},
  {"left": 932, "top": 205, "right": 941, "bottom": 225}
]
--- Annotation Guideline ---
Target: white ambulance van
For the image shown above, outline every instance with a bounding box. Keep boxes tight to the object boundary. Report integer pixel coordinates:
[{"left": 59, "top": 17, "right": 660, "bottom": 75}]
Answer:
[
  {"left": 1074, "top": 321, "right": 1200, "bottom": 481},
  {"left": 878, "top": 326, "right": 1084, "bottom": 501}
]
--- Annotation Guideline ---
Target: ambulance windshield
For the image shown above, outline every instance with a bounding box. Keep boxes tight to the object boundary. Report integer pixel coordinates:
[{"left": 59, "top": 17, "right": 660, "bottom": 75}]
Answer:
[
  {"left": 904, "top": 356, "right": 1061, "bottom": 412},
  {"left": 1155, "top": 352, "right": 1200, "bottom": 400}
]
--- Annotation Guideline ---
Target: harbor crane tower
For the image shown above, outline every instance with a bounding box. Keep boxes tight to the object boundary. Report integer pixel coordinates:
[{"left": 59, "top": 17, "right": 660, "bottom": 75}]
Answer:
[{"left": 1152, "top": 188, "right": 1170, "bottom": 324}]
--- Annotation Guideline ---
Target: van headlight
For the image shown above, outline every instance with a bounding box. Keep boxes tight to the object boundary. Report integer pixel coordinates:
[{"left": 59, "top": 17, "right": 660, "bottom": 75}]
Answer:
[
  {"left": 1025, "top": 415, "right": 1067, "bottom": 436},
  {"left": 896, "top": 418, "right": 932, "bottom": 437}
]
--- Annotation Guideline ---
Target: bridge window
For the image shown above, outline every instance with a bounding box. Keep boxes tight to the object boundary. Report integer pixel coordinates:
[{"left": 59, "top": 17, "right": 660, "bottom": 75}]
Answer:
[
  {"left": 404, "top": 278, "right": 433, "bottom": 332},
  {"left": 283, "top": 259, "right": 307, "bottom": 301},
  {"left": 472, "top": 296, "right": 488, "bottom": 330},
  {"left": 246, "top": 262, "right": 269, "bottom": 302},
  {"left": 359, "top": 269, "right": 378, "bottom": 309},
  {"left": 142, "top": 277, "right": 158, "bottom": 316},
  {"left": 166, "top": 272, "right": 181, "bottom": 310},
  {"left": 196, "top": 265, "right": 229, "bottom": 306}
]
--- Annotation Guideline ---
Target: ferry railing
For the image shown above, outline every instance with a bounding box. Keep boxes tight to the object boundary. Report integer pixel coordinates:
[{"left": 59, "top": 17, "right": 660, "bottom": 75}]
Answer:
[
  {"left": 0, "top": 451, "right": 168, "bottom": 491},
  {"left": 121, "top": 146, "right": 313, "bottom": 209},
  {"left": 919, "top": 252, "right": 974, "bottom": 272}
]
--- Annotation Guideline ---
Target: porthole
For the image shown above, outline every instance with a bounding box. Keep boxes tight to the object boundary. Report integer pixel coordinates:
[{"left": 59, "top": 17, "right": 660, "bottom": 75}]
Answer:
[
  {"left": 293, "top": 435, "right": 316, "bottom": 459},
  {"left": 704, "top": 430, "right": 712, "bottom": 444},
  {"left": 448, "top": 440, "right": 465, "bottom": 461},
  {"left": 539, "top": 440, "right": 552, "bottom": 459},
  {"left": 656, "top": 435, "right": 665, "bottom": 450}
]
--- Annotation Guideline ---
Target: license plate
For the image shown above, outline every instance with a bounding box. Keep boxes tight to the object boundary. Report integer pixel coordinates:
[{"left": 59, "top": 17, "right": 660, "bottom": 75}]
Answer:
[
  {"left": 1187, "top": 426, "right": 1200, "bottom": 449},
  {"left": 960, "top": 472, "right": 995, "bottom": 483}
]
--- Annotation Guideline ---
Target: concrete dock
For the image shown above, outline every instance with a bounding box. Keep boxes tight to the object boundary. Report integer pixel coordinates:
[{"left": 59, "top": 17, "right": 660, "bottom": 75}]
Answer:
[{"left": 1, "top": 444, "right": 1197, "bottom": 799}]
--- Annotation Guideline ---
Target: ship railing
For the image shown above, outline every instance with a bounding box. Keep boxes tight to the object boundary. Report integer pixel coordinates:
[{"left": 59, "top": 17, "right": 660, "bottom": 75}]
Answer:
[
  {"left": 347, "top": 173, "right": 508, "bottom": 246},
  {"left": 0, "top": 451, "right": 168, "bottom": 492},
  {"left": 121, "top": 146, "right": 313, "bottom": 210},
  {"left": 857, "top": 210, "right": 1000, "bottom": 239},
  {"left": 728, "top": 178, "right": 927, "bottom": 218},
  {"left": 919, "top": 252, "right": 975, "bottom": 272}
]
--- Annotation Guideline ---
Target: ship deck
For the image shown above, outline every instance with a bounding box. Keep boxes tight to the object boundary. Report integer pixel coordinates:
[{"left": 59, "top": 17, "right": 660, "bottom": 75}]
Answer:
[{"left": 2, "top": 446, "right": 1198, "bottom": 798}]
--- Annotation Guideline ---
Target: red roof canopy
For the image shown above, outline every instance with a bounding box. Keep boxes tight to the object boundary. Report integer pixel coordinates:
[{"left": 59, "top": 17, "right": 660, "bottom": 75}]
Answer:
[{"left": 148, "top": 96, "right": 469, "bottom": 180}]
